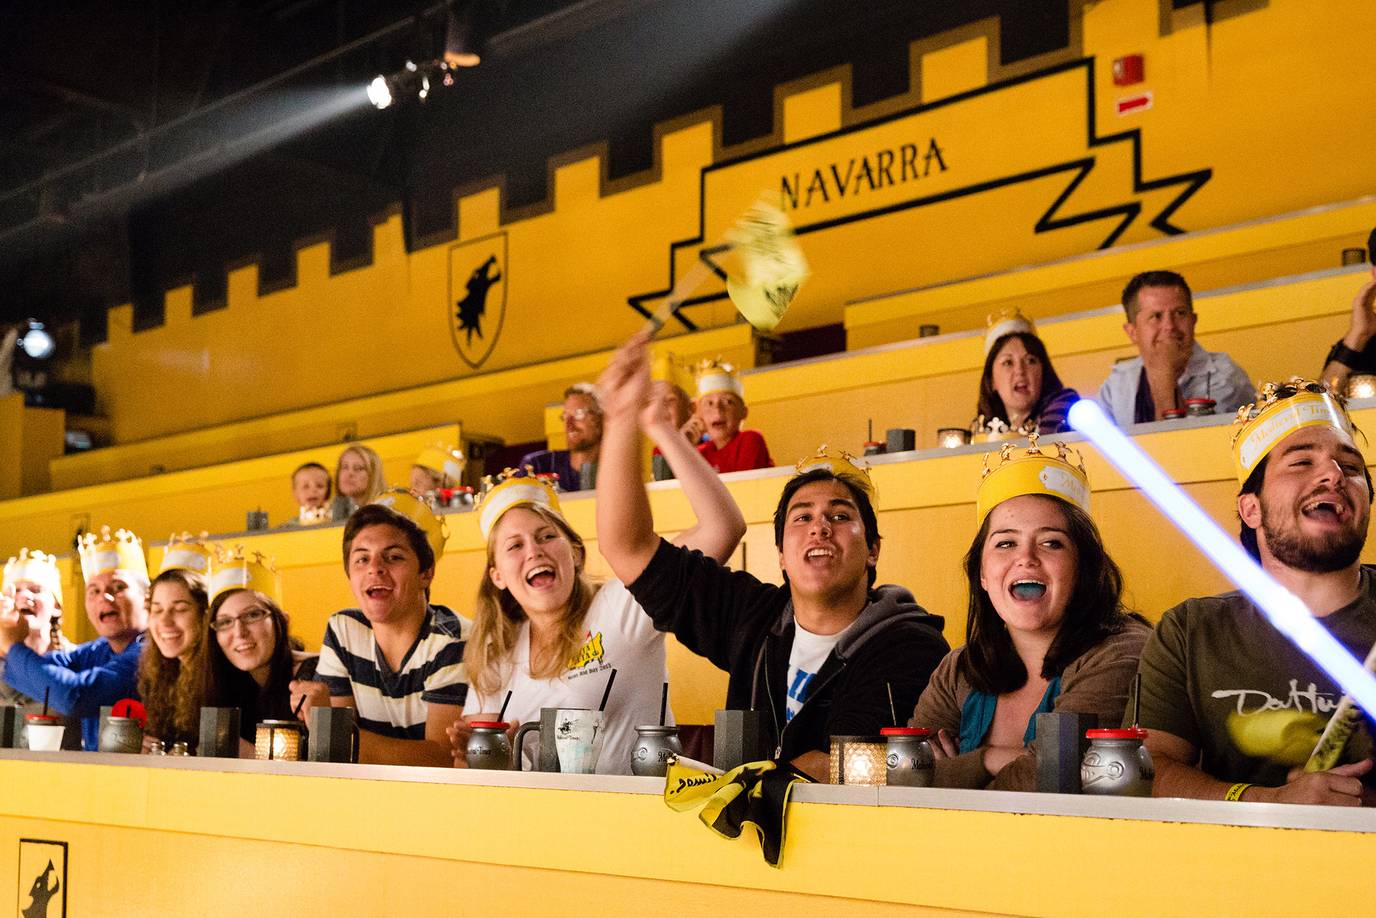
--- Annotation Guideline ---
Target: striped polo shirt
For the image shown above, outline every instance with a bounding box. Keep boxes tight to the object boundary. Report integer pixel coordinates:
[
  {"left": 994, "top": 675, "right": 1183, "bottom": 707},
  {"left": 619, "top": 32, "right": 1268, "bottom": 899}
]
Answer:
[{"left": 316, "top": 604, "right": 470, "bottom": 739}]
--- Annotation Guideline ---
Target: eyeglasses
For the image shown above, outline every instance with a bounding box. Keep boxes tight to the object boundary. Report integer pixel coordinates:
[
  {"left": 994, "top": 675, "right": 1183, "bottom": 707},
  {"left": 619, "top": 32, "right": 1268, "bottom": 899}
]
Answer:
[
  {"left": 560, "top": 407, "right": 600, "bottom": 423},
  {"left": 209, "top": 607, "right": 271, "bottom": 632}
]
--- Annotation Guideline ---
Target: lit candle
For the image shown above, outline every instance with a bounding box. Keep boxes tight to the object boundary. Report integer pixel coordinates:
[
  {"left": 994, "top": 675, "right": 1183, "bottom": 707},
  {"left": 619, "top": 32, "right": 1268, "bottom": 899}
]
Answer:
[
  {"left": 1347, "top": 375, "right": 1376, "bottom": 400},
  {"left": 937, "top": 428, "right": 971, "bottom": 449}
]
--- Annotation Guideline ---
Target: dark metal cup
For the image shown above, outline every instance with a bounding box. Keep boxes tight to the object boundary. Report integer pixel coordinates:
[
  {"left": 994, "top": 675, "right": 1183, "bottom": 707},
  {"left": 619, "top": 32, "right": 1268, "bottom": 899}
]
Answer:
[
  {"left": 882, "top": 727, "right": 935, "bottom": 787},
  {"left": 466, "top": 722, "right": 513, "bottom": 770},
  {"left": 99, "top": 716, "right": 143, "bottom": 754},
  {"left": 631, "top": 725, "right": 682, "bottom": 777}
]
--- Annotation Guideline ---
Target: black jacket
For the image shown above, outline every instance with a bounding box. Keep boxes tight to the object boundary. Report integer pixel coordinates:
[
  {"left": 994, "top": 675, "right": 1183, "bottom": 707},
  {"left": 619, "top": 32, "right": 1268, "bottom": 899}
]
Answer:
[{"left": 627, "top": 539, "right": 949, "bottom": 763}]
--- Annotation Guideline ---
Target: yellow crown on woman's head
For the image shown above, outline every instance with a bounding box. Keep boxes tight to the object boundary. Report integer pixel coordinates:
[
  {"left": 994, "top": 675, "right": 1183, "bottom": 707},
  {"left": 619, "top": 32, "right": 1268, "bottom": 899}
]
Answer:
[
  {"left": 984, "top": 307, "right": 1036, "bottom": 355},
  {"left": 370, "top": 487, "right": 449, "bottom": 559},
  {"left": 695, "top": 357, "right": 743, "bottom": 399},
  {"left": 3, "top": 548, "right": 63, "bottom": 607},
  {"left": 78, "top": 527, "right": 148, "bottom": 584},
  {"left": 476, "top": 467, "right": 564, "bottom": 539},
  {"left": 414, "top": 444, "right": 465, "bottom": 483},
  {"left": 793, "top": 445, "right": 878, "bottom": 509},
  {"left": 208, "top": 546, "right": 282, "bottom": 606},
  {"left": 1231, "top": 377, "right": 1357, "bottom": 484},
  {"left": 976, "top": 434, "right": 1090, "bottom": 525},
  {"left": 157, "top": 532, "right": 214, "bottom": 576}
]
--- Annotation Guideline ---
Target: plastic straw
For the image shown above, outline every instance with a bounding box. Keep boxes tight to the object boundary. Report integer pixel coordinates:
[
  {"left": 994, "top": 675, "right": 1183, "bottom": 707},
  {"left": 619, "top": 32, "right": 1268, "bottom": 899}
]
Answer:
[
  {"left": 498, "top": 690, "right": 513, "bottom": 722},
  {"left": 42, "top": 688, "right": 49, "bottom": 718},
  {"left": 886, "top": 682, "right": 897, "bottom": 726},
  {"left": 1068, "top": 398, "right": 1376, "bottom": 715},
  {"left": 598, "top": 669, "right": 618, "bottom": 712},
  {"left": 1131, "top": 673, "right": 1141, "bottom": 728},
  {"left": 659, "top": 682, "right": 669, "bottom": 726},
  {"left": 292, "top": 694, "right": 307, "bottom": 718}
]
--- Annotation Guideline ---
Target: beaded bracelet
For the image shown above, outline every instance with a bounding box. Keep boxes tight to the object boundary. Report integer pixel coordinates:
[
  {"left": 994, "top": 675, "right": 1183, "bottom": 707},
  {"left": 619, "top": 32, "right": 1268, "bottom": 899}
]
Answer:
[{"left": 1224, "top": 782, "right": 1253, "bottom": 802}]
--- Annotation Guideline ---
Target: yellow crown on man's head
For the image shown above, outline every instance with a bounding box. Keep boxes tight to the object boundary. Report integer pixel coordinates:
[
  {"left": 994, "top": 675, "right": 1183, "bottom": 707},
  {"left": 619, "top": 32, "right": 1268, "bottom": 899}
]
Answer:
[
  {"left": 985, "top": 307, "right": 1037, "bottom": 355},
  {"left": 370, "top": 488, "right": 449, "bottom": 559},
  {"left": 1231, "top": 377, "right": 1357, "bottom": 484},
  {"left": 208, "top": 547, "right": 282, "bottom": 606},
  {"left": 414, "top": 444, "right": 465, "bottom": 484},
  {"left": 793, "top": 445, "right": 878, "bottom": 509},
  {"left": 78, "top": 527, "right": 148, "bottom": 584},
  {"left": 976, "top": 434, "right": 1090, "bottom": 525},
  {"left": 3, "top": 548, "right": 63, "bottom": 607},
  {"left": 157, "top": 532, "right": 214, "bottom": 577},
  {"left": 476, "top": 467, "right": 564, "bottom": 539},
  {"left": 695, "top": 357, "right": 744, "bottom": 399}
]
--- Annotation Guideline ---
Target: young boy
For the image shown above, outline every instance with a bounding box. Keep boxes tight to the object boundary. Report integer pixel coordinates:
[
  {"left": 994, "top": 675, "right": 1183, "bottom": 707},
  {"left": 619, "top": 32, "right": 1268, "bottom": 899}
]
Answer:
[
  {"left": 289, "top": 462, "right": 333, "bottom": 525},
  {"left": 693, "top": 359, "right": 773, "bottom": 473}
]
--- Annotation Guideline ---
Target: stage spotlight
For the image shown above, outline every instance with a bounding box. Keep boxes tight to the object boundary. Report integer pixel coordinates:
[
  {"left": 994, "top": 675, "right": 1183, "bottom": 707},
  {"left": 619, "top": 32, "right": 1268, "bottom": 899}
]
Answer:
[
  {"left": 17, "top": 320, "right": 55, "bottom": 361},
  {"left": 443, "top": 2, "right": 485, "bottom": 68},
  {"left": 367, "top": 75, "right": 393, "bottom": 110}
]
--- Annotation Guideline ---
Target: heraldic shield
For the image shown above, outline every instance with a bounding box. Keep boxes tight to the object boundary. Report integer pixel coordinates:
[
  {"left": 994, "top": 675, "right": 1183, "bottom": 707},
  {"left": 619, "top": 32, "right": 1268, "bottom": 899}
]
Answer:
[{"left": 448, "top": 231, "right": 507, "bottom": 369}]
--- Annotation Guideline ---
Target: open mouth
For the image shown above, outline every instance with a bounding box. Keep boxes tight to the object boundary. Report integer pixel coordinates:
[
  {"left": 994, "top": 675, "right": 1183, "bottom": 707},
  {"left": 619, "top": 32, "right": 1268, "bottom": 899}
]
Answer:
[
  {"left": 1009, "top": 580, "right": 1047, "bottom": 601},
  {"left": 1302, "top": 496, "right": 1349, "bottom": 524},
  {"left": 98, "top": 609, "right": 121, "bottom": 622},
  {"left": 804, "top": 547, "right": 835, "bottom": 563},
  {"left": 525, "top": 565, "right": 556, "bottom": 588},
  {"left": 364, "top": 584, "right": 394, "bottom": 601}
]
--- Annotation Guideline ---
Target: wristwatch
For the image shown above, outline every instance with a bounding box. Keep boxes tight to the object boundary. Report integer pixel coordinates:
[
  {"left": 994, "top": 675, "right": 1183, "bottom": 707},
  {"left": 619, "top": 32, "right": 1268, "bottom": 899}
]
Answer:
[{"left": 1325, "top": 340, "right": 1366, "bottom": 369}]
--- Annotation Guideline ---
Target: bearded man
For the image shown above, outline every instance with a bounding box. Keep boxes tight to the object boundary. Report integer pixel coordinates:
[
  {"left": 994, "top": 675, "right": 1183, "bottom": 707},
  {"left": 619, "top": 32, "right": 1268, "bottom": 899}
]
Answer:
[{"left": 1135, "top": 379, "right": 1376, "bottom": 805}]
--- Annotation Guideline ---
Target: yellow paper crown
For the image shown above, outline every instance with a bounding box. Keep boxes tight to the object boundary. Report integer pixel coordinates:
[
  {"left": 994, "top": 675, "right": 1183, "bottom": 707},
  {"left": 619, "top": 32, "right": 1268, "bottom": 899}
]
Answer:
[
  {"left": 793, "top": 445, "right": 878, "bottom": 509},
  {"left": 157, "top": 532, "right": 214, "bottom": 577},
  {"left": 984, "top": 307, "right": 1037, "bottom": 355},
  {"left": 414, "top": 444, "right": 465, "bottom": 483},
  {"left": 77, "top": 527, "right": 148, "bottom": 584},
  {"left": 208, "top": 547, "right": 282, "bottom": 606},
  {"left": 1231, "top": 377, "right": 1357, "bottom": 484},
  {"left": 3, "top": 548, "right": 63, "bottom": 608},
  {"left": 695, "top": 357, "right": 743, "bottom": 399},
  {"left": 476, "top": 467, "right": 565, "bottom": 539},
  {"left": 652, "top": 351, "right": 695, "bottom": 394},
  {"left": 370, "top": 487, "right": 450, "bottom": 560},
  {"left": 976, "top": 434, "right": 1090, "bottom": 525}
]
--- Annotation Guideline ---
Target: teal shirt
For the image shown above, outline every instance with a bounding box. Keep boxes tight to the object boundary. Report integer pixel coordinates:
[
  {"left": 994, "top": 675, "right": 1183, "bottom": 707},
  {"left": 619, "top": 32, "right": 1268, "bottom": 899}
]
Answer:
[{"left": 958, "top": 677, "right": 1062, "bottom": 754}]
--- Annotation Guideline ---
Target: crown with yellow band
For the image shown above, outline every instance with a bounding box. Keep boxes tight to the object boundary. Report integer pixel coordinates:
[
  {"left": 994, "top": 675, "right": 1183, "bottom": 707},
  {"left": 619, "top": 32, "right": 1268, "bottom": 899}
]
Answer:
[
  {"left": 651, "top": 351, "right": 695, "bottom": 395},
  {"left": 976, "top": 434, "right": 1090, "bottom": 525},
  {"left": 476, "top": 467, "right": 564, "bottom": 539},
  {"left": 77, "top": 527, "right": 149, "bottom": 584},
  {"left": 985, "top": 307, "right": 1036, "bottom": 355},
  {"left": 208, "top": 547, "right": 282, "bottom": 606},
  {"left": 793, "top": 445, "right": 878, "bottom": 509},
  {"left": 157, "top": 532, "right": 214, "bottom": 577},
  {"left": 414, "top": 444, "right": 465, "bottom": 483},
  {"left": 370, "top": 487, "right": 449, "bottom": 559},
  {"left": 1231, "top": 377, "right": 1357, "bottom": 484},
  {"left": 695, "top": 357, "right": 743, "bottom": 399},
  {"left": 3, "top": 548, "right": 63, "bottom": 607}
]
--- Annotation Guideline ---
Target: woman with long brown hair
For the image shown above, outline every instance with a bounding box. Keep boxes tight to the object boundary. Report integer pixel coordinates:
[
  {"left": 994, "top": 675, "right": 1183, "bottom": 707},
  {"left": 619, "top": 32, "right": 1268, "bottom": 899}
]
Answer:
[
  {"left": 138, "top": 565, "right": 210, "bottom": 751},
  {"left": 973, "top": 313, "right": 1078, "bottom": 438}
]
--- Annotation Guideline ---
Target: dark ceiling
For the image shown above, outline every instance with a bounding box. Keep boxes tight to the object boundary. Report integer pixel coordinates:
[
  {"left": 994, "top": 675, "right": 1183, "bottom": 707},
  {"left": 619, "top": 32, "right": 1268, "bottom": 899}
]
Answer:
[{"left": 0, "top": 0, "right": 1185, "bottom": 338}]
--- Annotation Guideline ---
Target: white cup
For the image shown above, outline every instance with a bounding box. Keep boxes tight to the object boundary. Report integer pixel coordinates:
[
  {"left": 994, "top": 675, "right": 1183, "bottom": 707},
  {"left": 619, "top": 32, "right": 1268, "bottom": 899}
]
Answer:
[
  {"left": 26, "top": 720, "right": 65, "bottom": 752},
  {"left": 554, "top": 708, "right": 603, "bottom": 774}
]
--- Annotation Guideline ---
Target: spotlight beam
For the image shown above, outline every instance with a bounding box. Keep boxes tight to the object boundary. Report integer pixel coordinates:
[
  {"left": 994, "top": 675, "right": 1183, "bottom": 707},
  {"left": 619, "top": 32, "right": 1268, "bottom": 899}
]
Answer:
[{"left": 1066, "top": 397, "right": 1376, "bottom": 716}]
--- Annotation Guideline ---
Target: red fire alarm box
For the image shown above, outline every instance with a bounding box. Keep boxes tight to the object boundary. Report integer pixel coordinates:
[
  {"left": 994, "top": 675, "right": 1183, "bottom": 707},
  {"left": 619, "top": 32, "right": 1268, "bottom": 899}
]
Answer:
[{"left": 1113, "top": 54, "right": 1145, "bottom": 86}]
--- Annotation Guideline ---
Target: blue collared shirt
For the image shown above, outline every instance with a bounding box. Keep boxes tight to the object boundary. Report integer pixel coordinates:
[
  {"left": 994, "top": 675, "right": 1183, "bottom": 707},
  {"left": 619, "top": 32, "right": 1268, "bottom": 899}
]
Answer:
[{"left": 1094, "top": 342, "right": 1254, "bottom": 427}]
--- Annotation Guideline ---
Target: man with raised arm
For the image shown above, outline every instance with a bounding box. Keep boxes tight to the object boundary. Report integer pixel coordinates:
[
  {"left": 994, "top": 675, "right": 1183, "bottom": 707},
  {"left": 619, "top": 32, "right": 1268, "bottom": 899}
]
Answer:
[
  {"left": 595, "top": 333, "right": 949, "bottom": 781},
  {"left": 292, "top": 495, "right": 467, "bottom": 767},
  {"left": 1136, "top": 378, "right": 1376, "bottom": 805}
]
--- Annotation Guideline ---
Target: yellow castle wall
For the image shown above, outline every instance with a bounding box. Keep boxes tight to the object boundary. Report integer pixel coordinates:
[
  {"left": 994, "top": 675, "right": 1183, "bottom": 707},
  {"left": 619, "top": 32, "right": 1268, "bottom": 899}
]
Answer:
[{"left": 83, "top": 0, "right": 1376, "bottom": 446}]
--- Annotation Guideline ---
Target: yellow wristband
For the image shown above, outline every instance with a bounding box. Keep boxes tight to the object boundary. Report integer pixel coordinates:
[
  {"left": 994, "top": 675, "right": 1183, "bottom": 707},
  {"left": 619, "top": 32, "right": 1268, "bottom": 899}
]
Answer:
[{"left": 1224, "top": 782, "right": 1253, "bottom": 802}]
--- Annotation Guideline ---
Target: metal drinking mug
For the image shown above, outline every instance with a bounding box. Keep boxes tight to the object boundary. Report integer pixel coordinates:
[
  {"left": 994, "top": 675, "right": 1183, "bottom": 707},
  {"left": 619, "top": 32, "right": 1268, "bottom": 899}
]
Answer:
[
  {"left": 466, "top": 722, "right": 512, "bottom": 770},
  {"left": 631, "top": 725, "right": 682, "bottom": 777},
  {"left": 99, "top": 716, "right": 144, "bottom": 754},
  {"left": 1080, "top": 727, "right": 1154, "bottom": 797},
  {"left": 882, "top": 727, "right": 935, "bottom": 787}
]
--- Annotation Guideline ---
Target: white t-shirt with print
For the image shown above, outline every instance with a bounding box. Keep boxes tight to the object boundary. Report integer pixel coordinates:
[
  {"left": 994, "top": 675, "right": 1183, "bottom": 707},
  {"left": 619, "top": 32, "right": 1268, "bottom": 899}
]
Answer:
[
  {"left": 465, "top": 579, "right": 671, "bottom": 774},
  {"left": 785, "top": 623, "right": 841, "bottom": 723}
]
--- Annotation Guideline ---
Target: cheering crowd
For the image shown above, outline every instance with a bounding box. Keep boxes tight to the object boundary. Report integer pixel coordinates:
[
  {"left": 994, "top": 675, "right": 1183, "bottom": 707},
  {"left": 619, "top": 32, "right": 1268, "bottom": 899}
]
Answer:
[{"left": 2, "top": 265, "right": 1375, "bottom": 807}]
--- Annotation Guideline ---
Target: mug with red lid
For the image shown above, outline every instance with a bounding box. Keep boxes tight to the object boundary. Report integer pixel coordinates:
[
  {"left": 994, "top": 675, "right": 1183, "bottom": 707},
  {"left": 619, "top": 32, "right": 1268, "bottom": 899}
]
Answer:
[
  {"left": 882, "top": 726, "right": 935, "bottom": 787},
  {"left": 466, "top": 721, "right": 513, "bottom": 770},
  {"left": 1081, "top": 727, "right": 1154, "bottom": 797}
]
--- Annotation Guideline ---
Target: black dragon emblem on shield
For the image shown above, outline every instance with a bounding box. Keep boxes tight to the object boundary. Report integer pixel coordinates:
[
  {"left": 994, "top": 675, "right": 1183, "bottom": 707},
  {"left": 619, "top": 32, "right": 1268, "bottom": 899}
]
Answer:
[{"left": 455, "top": 255, "right": 502, "bottom": 345}]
